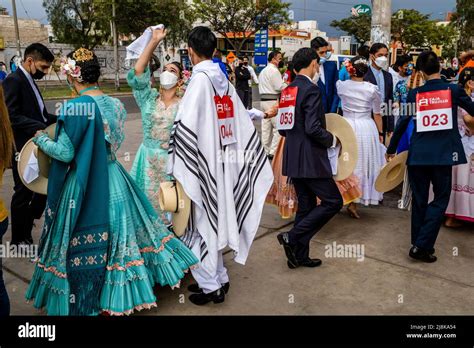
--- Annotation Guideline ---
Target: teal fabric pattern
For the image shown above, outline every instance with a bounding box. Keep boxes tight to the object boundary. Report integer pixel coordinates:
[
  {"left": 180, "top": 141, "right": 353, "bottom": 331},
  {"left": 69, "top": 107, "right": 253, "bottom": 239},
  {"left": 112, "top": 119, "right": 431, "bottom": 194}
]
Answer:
[
  {"left": 26, "top": 93, "right": 198, "bottom": 316},
  {"left": 26, "top": 95, "right": 110, "bottom": 316},
  {"left": 127, "top": 67, "right": 179, "bottom": 218}
]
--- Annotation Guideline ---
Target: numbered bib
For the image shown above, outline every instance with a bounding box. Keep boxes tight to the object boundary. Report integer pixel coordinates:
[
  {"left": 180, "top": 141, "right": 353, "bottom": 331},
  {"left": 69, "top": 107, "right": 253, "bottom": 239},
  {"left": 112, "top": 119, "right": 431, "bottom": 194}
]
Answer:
[
  {"left": 416, "top": 89, "right": 453, "bottom": 132},
  {"left": 215, "top": 95, "right": 237, "bottom": 146},
  {"left": 276, "top": 86, "right": 298, "bottom": 130}
]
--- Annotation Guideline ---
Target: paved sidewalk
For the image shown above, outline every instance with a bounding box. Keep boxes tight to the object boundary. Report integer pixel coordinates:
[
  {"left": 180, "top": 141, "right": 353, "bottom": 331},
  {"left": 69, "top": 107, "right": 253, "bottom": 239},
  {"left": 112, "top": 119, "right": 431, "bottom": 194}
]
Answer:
[{"left": 1, "top": 117, "right": 473, "bottom": 315}]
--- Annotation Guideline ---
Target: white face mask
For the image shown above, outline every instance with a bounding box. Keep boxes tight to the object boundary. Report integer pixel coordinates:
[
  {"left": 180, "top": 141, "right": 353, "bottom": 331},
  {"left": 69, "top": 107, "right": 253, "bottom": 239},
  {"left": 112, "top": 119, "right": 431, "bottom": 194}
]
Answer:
[
  {"left": 374, "top": 56, "right": 388, "bottom": 70},
  {"left": 160, "top": 70, "right": 178, "bottom": 90}
]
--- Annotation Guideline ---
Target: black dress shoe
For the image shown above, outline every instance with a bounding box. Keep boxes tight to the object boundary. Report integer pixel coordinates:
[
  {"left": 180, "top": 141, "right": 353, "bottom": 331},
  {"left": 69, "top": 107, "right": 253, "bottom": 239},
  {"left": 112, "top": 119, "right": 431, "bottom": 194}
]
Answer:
[
  {"left": 188, "top": 282, "right": 230, "bottom": 294},
  {"left": 189, "top": 288, "right": 225, "bottom": 306},
  {"left": 277, "top": 232, "right": 299, "bottom": 268},
  {"left": 409, "top": 246, "right": 437, "bottom": 263},
  {"left": 287, "top": 261, "right": 297, "bottom": 269},
  {"left": 299, "top": 258, "right": 322, "bottom": 267}
]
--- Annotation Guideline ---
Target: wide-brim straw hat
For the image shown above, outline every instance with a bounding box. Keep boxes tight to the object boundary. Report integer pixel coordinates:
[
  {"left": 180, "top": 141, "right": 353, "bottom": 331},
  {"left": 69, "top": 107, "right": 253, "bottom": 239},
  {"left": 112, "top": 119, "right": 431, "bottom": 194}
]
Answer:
[
  {"left": 325, "top": 113, "right": 358, "bottom": 181},
  {"left": 17, "top": 124, "right": 57, "bottom": 195},
  {"left": 375, "top": 151, "right": 408, "bottom": 193},
  {"left": 158, "top": 180, "right": 191, "bottom": 237}
]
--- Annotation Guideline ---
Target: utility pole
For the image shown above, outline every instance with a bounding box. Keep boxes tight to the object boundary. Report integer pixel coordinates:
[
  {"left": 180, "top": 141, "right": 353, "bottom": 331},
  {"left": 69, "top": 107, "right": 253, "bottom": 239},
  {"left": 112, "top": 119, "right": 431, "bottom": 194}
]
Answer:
[
  {"left": 111, "top": 0, "right": 120, "bottom": 90},
  {"left": 370, "top": 0, "right": 391, "bottom": 47},
  {"left": 11, "top": 0, "right": 21, "bottom": 58}
]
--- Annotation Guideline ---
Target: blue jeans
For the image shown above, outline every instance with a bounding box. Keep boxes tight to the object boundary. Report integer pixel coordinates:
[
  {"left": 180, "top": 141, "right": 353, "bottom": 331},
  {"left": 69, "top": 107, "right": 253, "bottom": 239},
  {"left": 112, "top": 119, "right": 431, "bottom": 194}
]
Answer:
[{"left": 0, "top": 218, "right": 10, "bottom": 316}]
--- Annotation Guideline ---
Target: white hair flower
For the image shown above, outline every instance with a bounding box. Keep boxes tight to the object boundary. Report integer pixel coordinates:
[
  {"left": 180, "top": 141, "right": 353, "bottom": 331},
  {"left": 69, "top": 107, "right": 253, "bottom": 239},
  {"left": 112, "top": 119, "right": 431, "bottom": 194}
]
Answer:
[{"left": 60, "top": 57, "right": 82, "bottom": 82}]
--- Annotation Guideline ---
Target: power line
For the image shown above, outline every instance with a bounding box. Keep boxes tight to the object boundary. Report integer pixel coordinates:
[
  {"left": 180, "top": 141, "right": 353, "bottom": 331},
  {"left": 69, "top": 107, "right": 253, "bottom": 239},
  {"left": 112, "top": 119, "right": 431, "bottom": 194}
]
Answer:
[{"left": 18, "top": 0, "right": 31, "bottom": 20}]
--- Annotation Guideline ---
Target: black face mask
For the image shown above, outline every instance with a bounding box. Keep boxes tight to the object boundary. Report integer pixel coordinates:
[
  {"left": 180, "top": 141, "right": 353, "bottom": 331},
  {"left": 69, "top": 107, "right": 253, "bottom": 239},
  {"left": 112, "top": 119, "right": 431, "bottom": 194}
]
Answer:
[
  {"left": 278, "top": 61, "right": 284, "bottom": 69},
  {"left": 32, "top": 70, "right": 46, "bottom": 80},
  {"left": 243, "top": 62, "right": 248, "bottom": 66},
  {"left": 30, "top": 61, "right": 46, "bottom": 80}
]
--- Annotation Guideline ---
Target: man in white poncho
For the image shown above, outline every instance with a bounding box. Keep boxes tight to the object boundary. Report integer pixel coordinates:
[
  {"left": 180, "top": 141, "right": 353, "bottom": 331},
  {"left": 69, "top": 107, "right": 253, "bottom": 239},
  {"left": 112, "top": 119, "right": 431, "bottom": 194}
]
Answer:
[{"left": 167, "top": 27, "right": 273, "bottom": 305}]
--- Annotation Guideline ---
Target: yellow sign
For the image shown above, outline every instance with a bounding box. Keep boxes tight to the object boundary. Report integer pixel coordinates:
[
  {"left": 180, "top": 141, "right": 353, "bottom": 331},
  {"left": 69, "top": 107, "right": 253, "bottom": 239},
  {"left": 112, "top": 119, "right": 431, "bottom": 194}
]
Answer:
[
  {"left": 0, "top": 36, "right": 4, "bottom": 50},
  {"left": 226, "top": 51, "right": 236, "bottom": 64}
]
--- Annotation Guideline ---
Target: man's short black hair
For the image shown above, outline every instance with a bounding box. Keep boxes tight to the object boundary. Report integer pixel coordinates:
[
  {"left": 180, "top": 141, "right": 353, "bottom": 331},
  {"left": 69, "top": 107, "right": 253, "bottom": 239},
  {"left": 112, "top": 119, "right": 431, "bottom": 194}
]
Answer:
[
  {"left": 311, "top": 37, "right": 329, "bottom": 51},
  {"left": 416, "top": 50, "right": 441, "bottom": 76},
  {"left": 268, "top": 51, "right": 281, "bottom": 62},
  {"left": 369, "top": 43, "right": 388, "bottom": 55},
  {"left": 188, "top": 26, "right": 216, "bottom": 59},
  {"left": 292, "top": 47, "right": 318, "bottom": 72},
  {"left": 394, "top": 54, "right": 412, "bottom": 71},
  {"left": 357, "top": 45, "right": 370, "bottom": 59},
  {"left": 24, "top": 43, "right": 54, "bottom": 63}
]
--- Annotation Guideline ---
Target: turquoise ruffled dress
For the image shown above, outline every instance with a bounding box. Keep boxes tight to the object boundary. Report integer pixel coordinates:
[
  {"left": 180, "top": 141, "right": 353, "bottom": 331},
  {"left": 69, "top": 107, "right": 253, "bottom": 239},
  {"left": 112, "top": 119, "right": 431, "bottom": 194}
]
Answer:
[
  {"left": 127, "top": 67, "right": 179, "bottom": 220},
  {"left": 25, "top": 95, "right": 198, "bottom": 316}
]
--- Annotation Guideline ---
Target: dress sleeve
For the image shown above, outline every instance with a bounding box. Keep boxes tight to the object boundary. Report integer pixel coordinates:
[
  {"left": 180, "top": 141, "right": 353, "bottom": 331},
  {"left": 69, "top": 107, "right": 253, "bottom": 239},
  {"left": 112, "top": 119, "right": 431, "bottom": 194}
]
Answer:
[
  {"left": 372, "top": 85, "right": 382, "bottom": 114},
  {"left": 126, "top": 65, "right": 159, "bottom": 112},
  {"left": 33, "top": 128, "right": 75, "bottom": 163}
]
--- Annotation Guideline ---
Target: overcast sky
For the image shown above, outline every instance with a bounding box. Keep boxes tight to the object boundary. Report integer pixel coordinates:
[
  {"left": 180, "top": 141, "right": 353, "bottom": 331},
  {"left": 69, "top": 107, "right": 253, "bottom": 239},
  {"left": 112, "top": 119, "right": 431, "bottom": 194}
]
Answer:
[{"left": 0, "top": 0, "right": 457, "bottom": 37}]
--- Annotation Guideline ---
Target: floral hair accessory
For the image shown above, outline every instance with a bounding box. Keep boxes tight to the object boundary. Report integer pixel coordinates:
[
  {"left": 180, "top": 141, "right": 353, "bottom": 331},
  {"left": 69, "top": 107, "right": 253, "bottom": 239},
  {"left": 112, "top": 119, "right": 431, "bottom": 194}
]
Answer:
[
  {"left": 60, "top": 57, "right": 82, "bottom": 82},
  {"left": 72, "top": 47, "right": 94, "bottom": 63},
  {"left": 343, "top": 60, "right": 357, "bottom": 76}
]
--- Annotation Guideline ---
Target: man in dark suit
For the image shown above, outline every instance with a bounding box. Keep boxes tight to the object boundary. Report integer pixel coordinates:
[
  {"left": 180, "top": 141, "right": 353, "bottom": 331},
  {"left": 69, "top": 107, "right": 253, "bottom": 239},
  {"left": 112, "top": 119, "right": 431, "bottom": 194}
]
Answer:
[
  {"left": 387, "top": 51, "right": 474, "bottom": 263},
  {"left": 2, "top": 43, "right": 55, "bottom": 245},
  {"left": 235, "top": 56, "right": 251, "bottom": 109},
  {"left": 276, "top": 47, "right": 343, "bottom": 269},
  {"left": 311, "top": 37, "right": 339, "bottom": 113},
  {"left": 364, "top": 43, "right": 394, "bottom": 142}
]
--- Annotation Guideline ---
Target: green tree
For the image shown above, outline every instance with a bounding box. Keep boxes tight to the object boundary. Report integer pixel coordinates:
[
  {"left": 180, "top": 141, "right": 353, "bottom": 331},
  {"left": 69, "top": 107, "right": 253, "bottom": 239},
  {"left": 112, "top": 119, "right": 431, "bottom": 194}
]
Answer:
[
  {"left": 45, "top": 0, "right": 194, "bottom": 49},
  {"left": 101, "top": 0, "right": 195, "bottom": 47},
  {"left": 330, "top": 13, "right": 371, "bottom": 44},
  {"left": 192, "top": 0, "right": 291, "bottom": 55},
  {"left": 43, "top": 0, "right": 111, "bottom": 49},
  {"left": 332, "top": 9, "right": 460, "bottom": 53},
  {"left": 451, "top": 0, "right": 474, "bottom": 52}
]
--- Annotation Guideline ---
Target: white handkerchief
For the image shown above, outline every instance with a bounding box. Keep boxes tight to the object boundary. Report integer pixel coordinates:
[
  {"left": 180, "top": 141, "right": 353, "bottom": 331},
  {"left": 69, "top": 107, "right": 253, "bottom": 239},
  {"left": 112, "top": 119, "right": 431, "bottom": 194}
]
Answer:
[
  {"left": 248, "top": 108, "right": 265, "bottom": 121},
  {"left": 23, "top": 151, "right": 39, "bottom": 184},
  {"left": 126, "top": 24, "right": 164, "bottom": 61},
  {"left": 327, "top": 145, "right": 341, "bottom": 176}
]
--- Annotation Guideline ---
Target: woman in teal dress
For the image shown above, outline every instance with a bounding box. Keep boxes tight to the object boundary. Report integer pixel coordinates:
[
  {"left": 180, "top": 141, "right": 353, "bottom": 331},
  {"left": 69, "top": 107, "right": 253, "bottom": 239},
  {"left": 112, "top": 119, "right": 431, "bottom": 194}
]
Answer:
[
  {"left": 25, "top": 48, "right": 198, "bottom": 316},
  {"left": 127, "top": 27, "right": 184, "bottom": 219}
]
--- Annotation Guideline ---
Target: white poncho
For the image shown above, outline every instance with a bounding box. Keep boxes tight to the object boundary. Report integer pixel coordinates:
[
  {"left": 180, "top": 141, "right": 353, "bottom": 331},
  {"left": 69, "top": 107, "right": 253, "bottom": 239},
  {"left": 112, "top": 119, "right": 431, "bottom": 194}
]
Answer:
[{"left": 167, "top": 60, "right": 273, "bottom": 272}]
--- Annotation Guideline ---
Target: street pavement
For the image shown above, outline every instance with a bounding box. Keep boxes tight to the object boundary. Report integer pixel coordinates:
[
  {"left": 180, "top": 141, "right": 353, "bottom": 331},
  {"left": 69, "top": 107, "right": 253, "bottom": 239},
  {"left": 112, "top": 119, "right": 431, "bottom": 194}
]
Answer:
[{"left": 2, "top": 91, "right": 473, "bottom": 316}]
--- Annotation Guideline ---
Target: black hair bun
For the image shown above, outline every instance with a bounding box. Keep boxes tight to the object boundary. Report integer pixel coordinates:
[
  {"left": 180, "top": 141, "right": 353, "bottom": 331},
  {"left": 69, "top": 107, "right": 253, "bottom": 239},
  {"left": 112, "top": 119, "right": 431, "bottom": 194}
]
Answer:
[
  {"left": 66, "top": 49, "right": 101, "bottom": 83},
  {"left": 80, "top": 63, "right": 101, "bottom": 84}
]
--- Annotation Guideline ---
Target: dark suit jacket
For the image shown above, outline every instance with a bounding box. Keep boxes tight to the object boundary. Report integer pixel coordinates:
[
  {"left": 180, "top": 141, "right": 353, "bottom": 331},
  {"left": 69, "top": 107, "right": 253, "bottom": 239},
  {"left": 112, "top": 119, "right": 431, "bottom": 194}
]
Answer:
[
  {"left": 279, "top": 74, "right": 335, "bottom": 178},
  {"left": 387, "top": 79, "right": 474, "bottom": 166},
  {"left": 2, "top": 68, "right": 55, "bottom": 150},
  {"left": 317, "top": 61, "right": 339, "bottom": 113},
  {"left": 235, "top": 65, "right": 251, "bottom": 91},
  {"left": 364, "top": 66, "right": 394, "bottom": 131}
]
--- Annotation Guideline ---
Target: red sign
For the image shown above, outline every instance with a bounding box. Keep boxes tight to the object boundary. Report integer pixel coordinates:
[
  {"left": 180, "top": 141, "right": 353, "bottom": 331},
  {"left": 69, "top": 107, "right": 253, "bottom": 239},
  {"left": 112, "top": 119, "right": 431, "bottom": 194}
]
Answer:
[
  {"left": 416, "top": 89, "right": 453, "bottom": 132},
  {"left": 214, "top": 95, "right": 236, "bottom": 145},
  {"left": 276, "top": 86, "right": 298, "bottom": 130}
]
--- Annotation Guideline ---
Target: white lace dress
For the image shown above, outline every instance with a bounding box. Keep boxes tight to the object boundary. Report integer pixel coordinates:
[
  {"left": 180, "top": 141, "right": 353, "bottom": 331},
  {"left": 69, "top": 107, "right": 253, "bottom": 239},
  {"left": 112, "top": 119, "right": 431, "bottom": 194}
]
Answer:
[{"left": 337, "top": 80, "right": 386, "bottom": 205}]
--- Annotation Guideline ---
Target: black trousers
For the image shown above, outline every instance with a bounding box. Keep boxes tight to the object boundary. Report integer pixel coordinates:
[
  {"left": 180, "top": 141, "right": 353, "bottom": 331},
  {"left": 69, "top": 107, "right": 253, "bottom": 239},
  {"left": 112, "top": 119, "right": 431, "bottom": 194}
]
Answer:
[
  {"left": 10, "top": 156, "right": 46, "bottom": 244},
  {"left": 237, "top": 89, "right": 250, "bottom": 110},
  {"left": 289, "top": 177, "right": 343, "bottom": 261},
  {"left": 408, "top": 165, "right": 452, "bottom": 251},
  {"left": 248, "top": 87, "right": 253, "bottom": 109}
]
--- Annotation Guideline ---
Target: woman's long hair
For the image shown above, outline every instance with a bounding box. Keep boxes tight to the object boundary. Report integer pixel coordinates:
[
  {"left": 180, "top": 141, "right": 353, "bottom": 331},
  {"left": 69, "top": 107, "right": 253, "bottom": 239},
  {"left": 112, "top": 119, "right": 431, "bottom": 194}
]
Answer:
[{"left": 0, "top": 86, "right": 14, "bottom": 169}]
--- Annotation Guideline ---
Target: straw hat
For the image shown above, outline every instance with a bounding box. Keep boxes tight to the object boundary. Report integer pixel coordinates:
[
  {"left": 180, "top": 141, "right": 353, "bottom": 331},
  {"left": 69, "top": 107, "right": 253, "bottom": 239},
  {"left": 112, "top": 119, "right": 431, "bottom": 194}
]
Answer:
[
  {"left": 158, "top": 180, "right": 191, "bottom": 237},
  {"left": 325, "top": 113, "right": 358, "bottom": 181},
  {"left": 17, "top": 124, "right": 57, "bottom": 195},
  {"left": 375, "top": 151, "right": 408, "bottom": 193}
]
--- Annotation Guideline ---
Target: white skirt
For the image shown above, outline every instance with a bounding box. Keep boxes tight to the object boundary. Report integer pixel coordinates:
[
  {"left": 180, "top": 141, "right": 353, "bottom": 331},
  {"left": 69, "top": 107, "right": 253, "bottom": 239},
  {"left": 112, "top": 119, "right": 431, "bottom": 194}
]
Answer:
[{"left": 345, "top": 117, "right": 386, "bottom": 206}]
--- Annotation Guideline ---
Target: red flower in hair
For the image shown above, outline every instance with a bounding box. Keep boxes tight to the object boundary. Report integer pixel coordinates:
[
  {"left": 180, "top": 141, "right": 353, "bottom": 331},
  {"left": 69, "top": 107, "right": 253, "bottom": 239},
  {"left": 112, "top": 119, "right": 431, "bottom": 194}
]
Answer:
[{"left": 344, "top": 60, "right": 357, "bottom": 76}]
